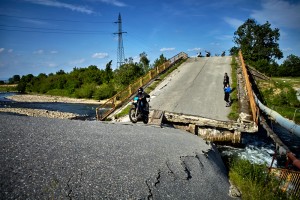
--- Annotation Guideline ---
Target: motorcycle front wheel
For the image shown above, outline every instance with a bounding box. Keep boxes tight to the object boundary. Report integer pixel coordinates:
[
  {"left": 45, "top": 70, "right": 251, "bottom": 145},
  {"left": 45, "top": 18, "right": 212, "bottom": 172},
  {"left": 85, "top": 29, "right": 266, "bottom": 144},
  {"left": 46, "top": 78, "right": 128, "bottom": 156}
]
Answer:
[
  {"left": 142, "top": 115, "right": 149, "bottom": 124},
  {"left": 129, "top": 107, "right": 138, "bottom": 123}
]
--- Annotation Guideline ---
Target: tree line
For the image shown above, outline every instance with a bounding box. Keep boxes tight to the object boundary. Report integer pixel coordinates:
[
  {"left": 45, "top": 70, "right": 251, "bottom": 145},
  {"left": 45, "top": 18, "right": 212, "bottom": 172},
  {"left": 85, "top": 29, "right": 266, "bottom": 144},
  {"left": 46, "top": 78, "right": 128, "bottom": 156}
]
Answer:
[
  {"left": 4, "top": 18, "right": 300, "bottom": 99},
  {"left": 230, "top": 18, "right": 300, "bottom": 77},
  {"left": 7, "top": 53, "right": 167, "bottom": 100}
]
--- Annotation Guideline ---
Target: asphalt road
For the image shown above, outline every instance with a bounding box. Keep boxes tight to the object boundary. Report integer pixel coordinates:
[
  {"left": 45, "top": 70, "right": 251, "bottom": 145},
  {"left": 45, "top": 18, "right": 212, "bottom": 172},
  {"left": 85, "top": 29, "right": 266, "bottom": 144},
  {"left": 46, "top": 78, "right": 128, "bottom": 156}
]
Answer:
[
  {"left": 150, "top": 57, "right": 232, "bottom": 121},
  {"left": 0, "top": 114, "right": 234, "bottom": 199}
]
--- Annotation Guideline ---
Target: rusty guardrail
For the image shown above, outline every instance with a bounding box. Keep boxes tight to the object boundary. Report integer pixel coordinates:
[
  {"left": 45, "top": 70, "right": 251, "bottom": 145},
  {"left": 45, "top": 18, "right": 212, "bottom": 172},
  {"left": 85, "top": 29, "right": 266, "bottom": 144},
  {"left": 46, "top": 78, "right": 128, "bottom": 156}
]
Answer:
[
  {"left": 96, "top": 52, "right": 188, "bottom": 121},
  {"left": 239, "top": 50, "right": 259, "bottom": 124},
  {"left": 269, "top": 167, "right": 300, "bottom": 198}
]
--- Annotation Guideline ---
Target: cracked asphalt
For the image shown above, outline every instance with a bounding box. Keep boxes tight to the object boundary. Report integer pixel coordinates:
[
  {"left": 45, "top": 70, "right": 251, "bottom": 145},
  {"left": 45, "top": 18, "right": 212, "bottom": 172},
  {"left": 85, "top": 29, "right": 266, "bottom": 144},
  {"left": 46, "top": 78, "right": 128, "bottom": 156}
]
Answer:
[{"left": 1, "top": 114, "right": 233, "bottom": 199}]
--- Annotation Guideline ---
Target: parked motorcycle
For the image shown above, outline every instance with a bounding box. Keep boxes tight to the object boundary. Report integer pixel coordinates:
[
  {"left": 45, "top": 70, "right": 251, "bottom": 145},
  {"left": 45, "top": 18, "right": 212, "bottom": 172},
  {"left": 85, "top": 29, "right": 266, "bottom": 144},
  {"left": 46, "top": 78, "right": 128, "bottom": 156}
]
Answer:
[{"left": 129, "top": 96, "right": 150, "bottom": 124}]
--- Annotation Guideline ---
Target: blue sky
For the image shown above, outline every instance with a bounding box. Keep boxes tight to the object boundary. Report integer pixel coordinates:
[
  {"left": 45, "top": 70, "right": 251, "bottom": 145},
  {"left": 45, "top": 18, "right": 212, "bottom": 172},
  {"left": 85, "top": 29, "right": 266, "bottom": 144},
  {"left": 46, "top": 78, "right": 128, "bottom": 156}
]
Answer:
[{"left": 0, "top": 0, "right": 300, "bottom": 80}]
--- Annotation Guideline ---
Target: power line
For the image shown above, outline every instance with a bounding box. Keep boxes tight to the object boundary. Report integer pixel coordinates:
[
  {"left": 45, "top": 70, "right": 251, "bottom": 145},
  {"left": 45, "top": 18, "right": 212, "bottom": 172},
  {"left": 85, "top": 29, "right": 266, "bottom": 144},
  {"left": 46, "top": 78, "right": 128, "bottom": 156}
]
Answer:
[
  {"left": 0, "top": 24, "right": 110, "bottom": 34},
  {"left": 0, "top": 28, "right": 110, "bottom": 34},
  {"left": 0, "top": 14, "right": 112, "bottom": 24}
]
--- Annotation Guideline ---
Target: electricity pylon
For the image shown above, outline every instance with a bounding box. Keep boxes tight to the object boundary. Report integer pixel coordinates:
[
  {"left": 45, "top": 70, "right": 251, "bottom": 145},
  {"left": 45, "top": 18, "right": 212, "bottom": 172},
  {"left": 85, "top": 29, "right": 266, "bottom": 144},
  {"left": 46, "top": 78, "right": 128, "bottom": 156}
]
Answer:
[{"left": 114, "top": 13, "right": 126, "bottom": 68}]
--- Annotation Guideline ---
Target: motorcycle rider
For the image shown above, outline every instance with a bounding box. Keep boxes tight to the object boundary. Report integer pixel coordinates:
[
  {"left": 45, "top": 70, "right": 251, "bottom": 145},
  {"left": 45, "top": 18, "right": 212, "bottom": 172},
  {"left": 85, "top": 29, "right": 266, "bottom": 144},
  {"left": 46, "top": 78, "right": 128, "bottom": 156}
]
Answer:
[{"left": 136, "top": 87, "right": 150, "bottom": 115}]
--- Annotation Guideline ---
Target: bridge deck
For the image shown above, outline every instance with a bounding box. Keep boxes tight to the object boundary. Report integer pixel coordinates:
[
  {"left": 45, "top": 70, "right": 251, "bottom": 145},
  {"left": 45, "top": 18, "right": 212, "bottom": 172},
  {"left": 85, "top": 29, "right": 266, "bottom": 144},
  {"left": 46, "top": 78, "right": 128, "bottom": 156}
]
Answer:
[{"left": 149, "top": 57, "right": 232, "bottom": 121}]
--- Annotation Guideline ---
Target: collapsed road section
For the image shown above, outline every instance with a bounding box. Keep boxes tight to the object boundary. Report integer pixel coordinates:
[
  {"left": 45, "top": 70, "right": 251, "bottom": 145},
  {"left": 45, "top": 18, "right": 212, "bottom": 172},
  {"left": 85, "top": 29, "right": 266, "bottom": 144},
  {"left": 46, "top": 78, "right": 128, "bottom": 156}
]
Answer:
[{"left": 0, "top": 113, "right": 236, "bottom": 199}]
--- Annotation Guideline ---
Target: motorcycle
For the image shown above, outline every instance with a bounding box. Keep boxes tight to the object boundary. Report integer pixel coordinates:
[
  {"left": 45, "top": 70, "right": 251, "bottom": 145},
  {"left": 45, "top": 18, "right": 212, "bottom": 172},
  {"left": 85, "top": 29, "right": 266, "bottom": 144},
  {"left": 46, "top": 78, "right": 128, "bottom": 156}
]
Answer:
[{"left": 129, "top": 96, "right": 150, "bottom": 124}]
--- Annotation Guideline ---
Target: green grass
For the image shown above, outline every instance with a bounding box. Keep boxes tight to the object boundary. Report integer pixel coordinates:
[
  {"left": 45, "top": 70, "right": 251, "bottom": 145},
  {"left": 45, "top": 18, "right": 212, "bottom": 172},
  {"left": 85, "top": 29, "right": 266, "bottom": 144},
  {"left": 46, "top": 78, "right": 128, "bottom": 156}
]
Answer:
[
  {"left": 257, "top": 77, "right": 300, "bottom": 124},
  {"left": 228, "top": 57, "right": 239, "bottom": 120},
  {"left": 229, "top": 158, "right": 296, "bottom": 200},
  {"left": 113, "top": 105, "right": 131, "bottom": 119},
  {"left": 0, "top": 84, "right": 18, "bottom": 92}
]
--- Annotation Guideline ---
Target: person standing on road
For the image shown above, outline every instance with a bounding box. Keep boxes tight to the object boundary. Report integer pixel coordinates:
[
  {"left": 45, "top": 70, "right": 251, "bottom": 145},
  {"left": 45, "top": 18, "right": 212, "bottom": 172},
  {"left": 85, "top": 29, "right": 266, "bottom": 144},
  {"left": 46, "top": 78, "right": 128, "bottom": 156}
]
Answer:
[
  {"left": 224, "top": 84, "right": 231, "bottom": 107},
  {"left": 223, "top": 73, "right": 230, "bottom": 88}
]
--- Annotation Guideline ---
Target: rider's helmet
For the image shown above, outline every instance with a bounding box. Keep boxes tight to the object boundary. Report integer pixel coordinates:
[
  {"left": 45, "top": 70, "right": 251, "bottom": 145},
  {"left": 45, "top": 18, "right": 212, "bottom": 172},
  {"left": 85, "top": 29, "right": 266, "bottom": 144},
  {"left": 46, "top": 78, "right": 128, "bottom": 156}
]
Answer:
[{"left": 138, "top": 87, "right": 143, "bottom": 94}]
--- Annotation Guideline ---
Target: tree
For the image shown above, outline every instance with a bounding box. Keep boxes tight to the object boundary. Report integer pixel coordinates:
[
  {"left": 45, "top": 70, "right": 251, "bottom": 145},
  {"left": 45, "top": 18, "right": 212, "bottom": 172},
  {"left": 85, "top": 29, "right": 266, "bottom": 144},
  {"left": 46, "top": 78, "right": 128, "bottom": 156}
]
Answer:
[
  {"left": 153, "top": 54, "right": 167, "bottom": 68},
  {"left": 229, "top": 47, "right": 239, "bottom": 56},
  {"left": 233, "top": 19, "right": 283, "bottom": 63},
  {"left": 114, "top": 63, "right": 144, "bottom": 87},
  {"left": 279, "top": 54, "right": 300, "bottom": 76},
  {"left": 139, "top": 52, "right": 150, "bottom": 73},
  {"left": 105, "top": 60, "right": 113, "bottom": 83},
  {"left": 8, "top": 75, "right": 20, "bottom": 84},
  {"left": 56, "top": 69, "right": 66, "bottom": 75}
]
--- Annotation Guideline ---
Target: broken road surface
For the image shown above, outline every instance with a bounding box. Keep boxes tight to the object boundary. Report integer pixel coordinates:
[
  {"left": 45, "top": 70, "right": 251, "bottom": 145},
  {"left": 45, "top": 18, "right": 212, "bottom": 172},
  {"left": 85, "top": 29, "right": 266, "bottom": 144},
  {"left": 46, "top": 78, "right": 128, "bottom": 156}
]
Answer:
[{"left": 0, "top": 114, "right": 233, "bottom": 199}]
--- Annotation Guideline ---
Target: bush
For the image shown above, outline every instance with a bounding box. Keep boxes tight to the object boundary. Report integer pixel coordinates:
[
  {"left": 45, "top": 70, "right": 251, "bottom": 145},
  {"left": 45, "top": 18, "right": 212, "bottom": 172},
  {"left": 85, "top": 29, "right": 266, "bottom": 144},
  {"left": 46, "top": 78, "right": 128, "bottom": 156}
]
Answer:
[
  {"left": 74, "top": 83, "right": 97, "bottom": 99},
  {"left": 46, "top": 89, "right": 71, "bottom": 97},
  {"left": 94, "top": 83, "right": 116, "bottom": 100}
]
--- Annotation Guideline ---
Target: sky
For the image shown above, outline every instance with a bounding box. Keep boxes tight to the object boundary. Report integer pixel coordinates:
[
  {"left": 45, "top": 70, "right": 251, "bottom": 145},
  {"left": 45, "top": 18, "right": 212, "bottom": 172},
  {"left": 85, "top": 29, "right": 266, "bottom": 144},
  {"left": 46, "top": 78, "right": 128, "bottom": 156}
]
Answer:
[{"left": 0, "top": 0, "right": 300, "bottom": 80}]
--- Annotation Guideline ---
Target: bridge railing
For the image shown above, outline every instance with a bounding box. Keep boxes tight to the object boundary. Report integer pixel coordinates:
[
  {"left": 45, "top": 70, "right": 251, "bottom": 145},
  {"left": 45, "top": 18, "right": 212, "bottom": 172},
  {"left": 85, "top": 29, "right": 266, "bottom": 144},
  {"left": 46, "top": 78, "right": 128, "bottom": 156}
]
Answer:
[
  {"left": 239, "top": 50, "right": 259, "bottom": 124},
  {"left": 96, "top": 52, "right": 188, "bottom": 121}
]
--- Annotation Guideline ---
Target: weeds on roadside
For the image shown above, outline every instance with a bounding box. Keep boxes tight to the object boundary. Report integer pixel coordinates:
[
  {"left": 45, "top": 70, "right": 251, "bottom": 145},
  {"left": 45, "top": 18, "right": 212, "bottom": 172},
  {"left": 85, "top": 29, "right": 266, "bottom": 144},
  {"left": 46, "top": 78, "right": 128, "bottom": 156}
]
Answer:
[
  {"left": 229, "top": 158, "right": 295, "bottom": 200},
  {"left": 228, "top": 57, "right": 239, "bottom": 120},
  {"left": 257, "top": 78, "right": 300, "bottom": 124}
]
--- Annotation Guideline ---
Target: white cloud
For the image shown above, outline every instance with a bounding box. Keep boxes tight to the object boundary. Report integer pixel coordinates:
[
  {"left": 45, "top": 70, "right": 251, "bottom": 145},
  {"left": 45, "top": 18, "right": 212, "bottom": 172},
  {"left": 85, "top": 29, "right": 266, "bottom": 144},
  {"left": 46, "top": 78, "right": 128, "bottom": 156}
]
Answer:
[
  {"left": 48, "top": 63, "right": 57, "bottom": 67},
  {"left": 187, "top": 48, "right": 201, "bottom": 52},
  {"left": 70, "top": 58, "right": 85, "bottom": 65},
  {"left": 8, "top": 49, "right": 13, "bottom": 53},
  {"left": 25, "top": 0, "right": 94, "bottom": 14},
  {"left": 98, "top": 0, "right": 127, "bottom": 7},
  {"left": 251, "top": 0, "right": 300, "bottom": 29},
  {"left": 92, "top": 52, "right": 109, "bottom": 58},
  {"left": 50, "top": 50, "right": 58, "bottom": 54},
  {"left": 160, "top": 47, "right": 175, "bottom": 52},
  {"left": 282, "top": 48, "right": 293, "bottom": 52},
  {"left": 0, "top": 48, "right": 4, "bottom": 53},
  {"left": 33, "top": 49, "right": 44, "bottom": 54},
  {"left": 210, "top": 42, "right": 220, "bottom": 46},
  {"left": 224, "top": 17, "right": 244, "bottom": 29}
]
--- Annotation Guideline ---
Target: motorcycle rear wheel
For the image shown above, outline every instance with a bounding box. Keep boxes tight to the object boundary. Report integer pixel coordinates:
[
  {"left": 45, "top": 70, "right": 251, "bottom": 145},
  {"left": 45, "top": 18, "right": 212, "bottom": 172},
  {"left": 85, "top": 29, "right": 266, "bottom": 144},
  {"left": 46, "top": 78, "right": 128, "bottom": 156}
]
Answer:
[{"left": 129, "top": 108, "right": 138, "bottom": 123}]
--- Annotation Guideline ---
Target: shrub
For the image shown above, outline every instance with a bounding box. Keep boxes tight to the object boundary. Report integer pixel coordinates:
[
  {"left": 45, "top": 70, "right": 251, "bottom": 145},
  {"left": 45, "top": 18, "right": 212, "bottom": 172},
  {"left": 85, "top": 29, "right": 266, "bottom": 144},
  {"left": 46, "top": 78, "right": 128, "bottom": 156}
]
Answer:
[
  {"left": 94, "top": 83, "right": 116, "bottom": 100},
  {"left": 74, "top": 83, "right": 97, "bottom": 99}
]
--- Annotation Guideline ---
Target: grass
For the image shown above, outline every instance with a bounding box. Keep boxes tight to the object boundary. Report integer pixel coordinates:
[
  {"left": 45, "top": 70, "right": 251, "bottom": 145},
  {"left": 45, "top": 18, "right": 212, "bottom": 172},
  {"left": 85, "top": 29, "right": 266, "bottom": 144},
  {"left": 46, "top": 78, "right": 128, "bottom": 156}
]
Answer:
[
  {"left": 228, "top": 56, "right": 239, "bottom": 120},
  {"left": 229, "top": 158, "right": 297, "bottom": 200},
  {"left": 257, "top": 77, "right": 300, "bottom": 124},
  {"left": 0, "top": 84, "right": 18, "bottom": 92},
  {"left": 114, "top": 105, "right": 131, "bottom": 120}
]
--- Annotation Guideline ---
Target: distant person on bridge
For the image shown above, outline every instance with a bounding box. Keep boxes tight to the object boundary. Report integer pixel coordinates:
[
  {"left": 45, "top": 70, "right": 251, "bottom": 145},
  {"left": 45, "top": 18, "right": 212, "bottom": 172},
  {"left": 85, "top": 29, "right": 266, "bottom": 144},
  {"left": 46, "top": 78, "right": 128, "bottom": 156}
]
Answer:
[
  {"left": 223, "top": 73, "right": 230, "bottom": 88},
  {"left": 224, "top": 84, "right": 231, "bottom": 107}
]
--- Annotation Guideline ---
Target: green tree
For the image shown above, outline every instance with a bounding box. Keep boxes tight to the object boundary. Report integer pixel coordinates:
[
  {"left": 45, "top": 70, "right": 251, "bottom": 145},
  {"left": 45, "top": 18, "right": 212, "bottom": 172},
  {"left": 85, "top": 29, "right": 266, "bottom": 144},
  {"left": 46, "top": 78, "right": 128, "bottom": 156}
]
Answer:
[
  {"left": 114, "top": 63, "right": 144, "bottom": 87},
  {"left": 153, "top": 54, "right": 167, "bottom": 67},
  {"left": 279, "top": 54, "right": 300, "bottom": 76},
  {"left": 234, "top": 19, "right": 283, "bottom": 63},
  {"left": 17, "top": 74, "right": 34, "bottom": 93},
  {"left": 105, "top": 60, "right": 113, "bottom": 83},
  {"left": 229, "top": 47, "right": 239, "bottom": 56},
  {"left": 8, "top": 75, "right": 20, "bottom": 84},
  {"left": 139, "top": 52, "right": 150, "bottom": 73}
]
